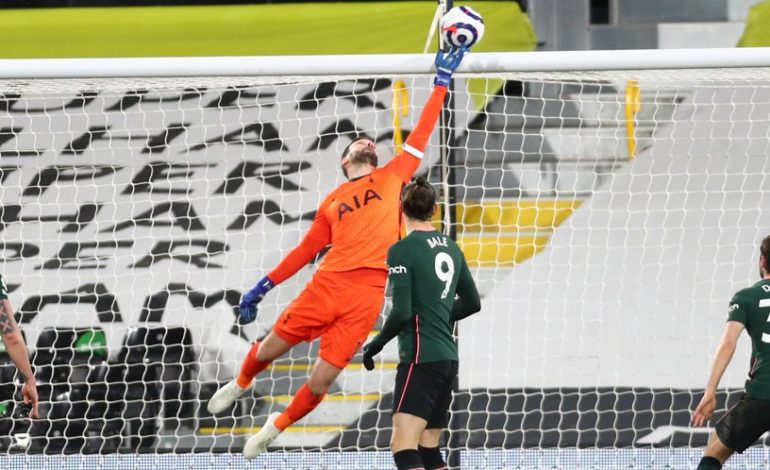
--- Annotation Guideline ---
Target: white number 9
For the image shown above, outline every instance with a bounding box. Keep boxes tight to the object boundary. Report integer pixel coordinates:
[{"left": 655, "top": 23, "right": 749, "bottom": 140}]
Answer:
[{"left": 434, "top": 252, "right": 455, "bottom": 299}]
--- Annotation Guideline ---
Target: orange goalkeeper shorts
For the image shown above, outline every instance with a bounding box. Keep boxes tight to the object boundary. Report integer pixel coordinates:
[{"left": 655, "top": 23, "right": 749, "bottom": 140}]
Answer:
[{"left": 273, "top": 268, "right": 387, "bottom": 369}]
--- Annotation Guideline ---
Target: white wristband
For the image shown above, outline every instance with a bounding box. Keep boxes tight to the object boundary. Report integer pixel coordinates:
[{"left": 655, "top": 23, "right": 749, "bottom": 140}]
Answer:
[{"left": 403, "top": 143, "right": 424, "bottom": 159}]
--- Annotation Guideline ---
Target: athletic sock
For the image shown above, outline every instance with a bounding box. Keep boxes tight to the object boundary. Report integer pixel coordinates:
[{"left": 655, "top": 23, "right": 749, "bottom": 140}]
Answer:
[
  {"left": 236, "top": 342, "right": 270, "bottom": 389},
  {"left": 393, "top": 449, "right": 425, "bottom": 470},
  {"left": 273, "top": 384, "right": 325, "bottom": 431},
  {"left": 697, "top": 456, "right": 723, "bottom": 470},
  {"left": 418, "top": 445, "right": 447, "bottom": 470}
]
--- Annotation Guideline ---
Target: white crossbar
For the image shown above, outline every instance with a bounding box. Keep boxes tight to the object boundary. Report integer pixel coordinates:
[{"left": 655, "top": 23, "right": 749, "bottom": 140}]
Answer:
[{"left": 1, "top": 47, "right": 770, "bottom": 79}]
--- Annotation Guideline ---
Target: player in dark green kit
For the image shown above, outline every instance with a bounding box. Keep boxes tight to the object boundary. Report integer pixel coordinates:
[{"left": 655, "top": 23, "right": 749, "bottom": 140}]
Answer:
[
  {"left": 362, "top": 176, "right": 481, "bottom": 470},
  {"left": 691, "top": 235, "right": 770, "bottom": 470},
  {"left": 0, "top": 274, "right": 38, "bottom": 419}
]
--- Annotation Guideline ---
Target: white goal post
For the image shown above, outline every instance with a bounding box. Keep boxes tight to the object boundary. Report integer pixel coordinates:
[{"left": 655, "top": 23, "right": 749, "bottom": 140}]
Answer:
[
  {"left": 3, "top": 48, "right": 770, "bottom": 78},
  {"left": 1, "top": 47, "right": 770, "bottom": 469}
]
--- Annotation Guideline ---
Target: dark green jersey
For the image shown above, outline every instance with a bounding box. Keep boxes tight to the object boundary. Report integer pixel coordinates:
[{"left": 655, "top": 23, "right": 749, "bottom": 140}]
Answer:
[
  {"left": 728, "top": 279, "right": 770, "bottom": 400},
  {"left": 0, "top": 275, "right": 6, "bottom": 301},
  {"left": 370, "top": 230, "right": 480, "bottom": 364}
]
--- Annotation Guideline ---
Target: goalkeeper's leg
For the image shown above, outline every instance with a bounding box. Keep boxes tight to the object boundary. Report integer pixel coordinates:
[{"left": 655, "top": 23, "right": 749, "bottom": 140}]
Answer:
[
  {"left": 275, "top": 357, "right": 339, "bottom": 429},
  {"left": 210, "top": 279, "right": 331, "bottom": 415},
  {"left": 207, "top": 332, "right": 294, "bottom": 414},
  {"left": 239, "top": 333, "right": 295, "bottom": 387},
  {"left": 268, "top": 277, "right": 383, "bottom": 431},
  {"left": 244, "top": 294, "right": 382, "bottom": 458},
  {"left": 243, "top": 357, "right": 341, "bottom": 459},
  {"left": 242, "top": 271, "right": 384, "bottom": 458}
]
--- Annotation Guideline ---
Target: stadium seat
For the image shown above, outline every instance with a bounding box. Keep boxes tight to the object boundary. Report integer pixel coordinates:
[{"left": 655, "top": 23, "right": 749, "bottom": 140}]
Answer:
[
  {"left": 33, "top": 328, "right": 107, "bottom": 392},
  {"left": 29, "top": 328, "right": 108, "bottom": 454},
  {"left": 82, "top": 362, "right": 122, "bottom": 454},
  {"left": 104, "top": 360, "right": 159, "bottom": 451},
  {"left": 117, "top": 327, "right": 197, "bottom": 443}
]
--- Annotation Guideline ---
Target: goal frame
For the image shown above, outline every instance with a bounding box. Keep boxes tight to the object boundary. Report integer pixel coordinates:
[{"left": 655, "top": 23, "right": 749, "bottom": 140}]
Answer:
[
  {"left": 2, "top": 47, "right": 770, "bottom": 79},
  {"left": 3, "top": 47, "right": 770, "bottom": 468}
]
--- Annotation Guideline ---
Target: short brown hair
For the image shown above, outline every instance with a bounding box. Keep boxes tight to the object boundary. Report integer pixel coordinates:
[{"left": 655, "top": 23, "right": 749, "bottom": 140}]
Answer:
[
  {"left": 340, "top": 135, "right": 373, "bottom": 178},
  {"left": 340, "top": 135, "right": 373, "bottom": 161},
  {"left": 761, "top": 235, "right": 770, "bottom": 271},
  {"left": 401, "top": 176, "right": 436, "bottom": 221}
]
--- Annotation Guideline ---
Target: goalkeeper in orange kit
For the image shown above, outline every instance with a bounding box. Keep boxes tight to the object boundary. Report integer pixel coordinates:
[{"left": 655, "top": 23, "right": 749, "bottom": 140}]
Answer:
[{"left": 207, "top": 45, "right": 469, "bottom": 458}]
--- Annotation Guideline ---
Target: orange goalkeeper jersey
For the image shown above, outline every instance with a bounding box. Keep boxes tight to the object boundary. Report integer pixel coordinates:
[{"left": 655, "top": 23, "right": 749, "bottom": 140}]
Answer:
[
  {"left": 268, "top": 85, "right": 447, "bottom": 283},
  {"left": 313, "top": 154, "right": 417, "bottom": 272}
]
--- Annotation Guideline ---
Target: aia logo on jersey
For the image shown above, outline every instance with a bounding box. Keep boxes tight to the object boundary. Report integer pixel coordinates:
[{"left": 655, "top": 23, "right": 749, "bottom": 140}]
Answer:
[{"left": 337, "top": 189, "right": 382, "bottom": 220}]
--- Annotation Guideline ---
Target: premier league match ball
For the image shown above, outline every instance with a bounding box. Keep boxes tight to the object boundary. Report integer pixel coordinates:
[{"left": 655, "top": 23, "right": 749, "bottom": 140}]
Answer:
[{"left": 441, "top": 6, "right": 485, "bottom": 49}]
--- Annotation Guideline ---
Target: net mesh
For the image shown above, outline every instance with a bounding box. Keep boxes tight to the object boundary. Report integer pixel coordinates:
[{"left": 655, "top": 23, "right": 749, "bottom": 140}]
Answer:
[{"left": 0, "top": 67, "right": 769, "bottom": 469}]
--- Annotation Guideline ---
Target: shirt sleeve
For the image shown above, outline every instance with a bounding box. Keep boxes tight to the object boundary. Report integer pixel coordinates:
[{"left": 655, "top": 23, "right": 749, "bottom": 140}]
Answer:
[
  {"left": 267, "top": 205, "right": 331, "bottom": 285},
  {"left": 0, "top": 275, "right": 7, "bottom": 301},
  {"left": 727, "top": 292, "right": 749, "bottom": 325},
  {"left": 450, "top": 256, "right": 481, "bottom": 322},
  {"left": 369, "top": 246, "right": 413, "bottom": 348},
  {"left": 385, "top": 85, "right": 448, "bottom": 182}
]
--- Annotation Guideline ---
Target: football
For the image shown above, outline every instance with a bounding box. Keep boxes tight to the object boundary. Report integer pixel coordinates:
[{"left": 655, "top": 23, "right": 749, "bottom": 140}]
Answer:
[{"left": 441, "top": 6, "right": 485, "bottom": 48}]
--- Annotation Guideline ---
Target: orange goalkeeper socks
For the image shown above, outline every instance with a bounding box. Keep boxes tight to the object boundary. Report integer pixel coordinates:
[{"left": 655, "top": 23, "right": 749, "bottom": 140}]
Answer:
[
  {"left": 236, "top": 342, "right": 270, "bottom": 389},
  {"left": 274, "top": 384, "right": 325, "bottom": 431}
]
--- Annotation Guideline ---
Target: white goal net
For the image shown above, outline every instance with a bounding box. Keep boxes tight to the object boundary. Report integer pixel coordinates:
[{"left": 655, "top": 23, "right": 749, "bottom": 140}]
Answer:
[{"left": 0, "top": 52, "right": 769, "bottom": 469}]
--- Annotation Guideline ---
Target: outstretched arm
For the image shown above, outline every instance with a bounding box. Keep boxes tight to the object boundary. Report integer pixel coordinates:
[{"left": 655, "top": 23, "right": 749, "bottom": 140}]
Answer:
[
  {"left": 239, "top": 209, "right": 331, "bottom": 324},
  {"left": 450, "top": 256, "right": 481, "bottom": 322},
  {"left": 386, "top": 46, "right": 468, "bottom": 182},
  {"left": 691, "top": 320, "right": 744, "bottom": 426},
  {"left": 367, "top": 283, "right": 413, "bottom": 354},
  {"left": 267, "top": 211, "right": 331, "bottom": 285},
  {"left": 0, "top": 299, "right": 38, "bottom": 418},
  {"left": 362, "top": 248, "right": 413, "bottom": 369}
]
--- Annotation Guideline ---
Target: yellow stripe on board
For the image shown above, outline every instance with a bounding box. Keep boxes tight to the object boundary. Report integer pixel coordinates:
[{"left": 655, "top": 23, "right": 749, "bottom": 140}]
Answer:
[
  {"left": 432, "top": 200, "right": 583, "bottom": 232},
  {"left": 462, "top": 200, "right": 584, "bottom": 232},
  {"left": 430, "top": 200, "right": 584, "bottom": 266},
  {"left": 199, "top": 425, "right": 346, "bottom": 435},
  {"left": 459, "top": 235, "right": 550, "bottom": 268},
  {"left": 264, "top": 394, "right": 380, "bottom": 403}
]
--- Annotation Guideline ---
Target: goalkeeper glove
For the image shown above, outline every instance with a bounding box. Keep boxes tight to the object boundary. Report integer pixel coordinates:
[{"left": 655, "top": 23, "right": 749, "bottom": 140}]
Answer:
[
  {"left": 434, "top": 45, "right": 469, "bottom": 88},
  {"left": 239, "top": 276, "right": 275, "bottom": 324},
  {"left": 361, "top": 341, "right": 383, "bottom": 371}
]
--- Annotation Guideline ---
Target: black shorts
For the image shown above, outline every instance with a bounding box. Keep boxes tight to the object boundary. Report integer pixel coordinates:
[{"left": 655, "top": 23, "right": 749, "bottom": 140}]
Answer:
[
  {"left": 715, "top": 394, "right": 770, "bottom": 453},
  {"left": 392, "top": 360, "right": 458, "bottom": 429}
]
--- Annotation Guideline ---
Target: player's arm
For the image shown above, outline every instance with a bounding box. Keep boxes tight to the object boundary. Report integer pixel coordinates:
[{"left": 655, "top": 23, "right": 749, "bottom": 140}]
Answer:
[
  {"left": 691, "top": 295, "right": 747, "bottom": 426},
  {"left": 238, "top": 208, "right": 331, "bottom": 324},
  {"left": 362, "top": 248, "right": 413, "bottom": 370},
  {"left": 0, "top": 299, "right": 39, "bottom": 418},
  {"left": 385, "top": 46, "right": 468, "bottom": 182},
  {"left": 450, "top": 256, "right": 481, "bottom": 322},
  {"left": 266, "top": 209, "right": 331, "bottom": 285}
]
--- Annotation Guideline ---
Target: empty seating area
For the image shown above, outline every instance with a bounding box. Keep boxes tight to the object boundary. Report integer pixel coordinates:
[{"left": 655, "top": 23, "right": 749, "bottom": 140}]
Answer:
[{"left": 0, "top": 327, "right": 197, "bottom": 454}]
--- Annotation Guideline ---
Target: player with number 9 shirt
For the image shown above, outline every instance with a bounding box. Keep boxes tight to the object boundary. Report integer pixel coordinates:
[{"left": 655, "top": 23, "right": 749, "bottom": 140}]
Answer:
[{"left": 362, "top": 177, "right": 481, "bottom": 470}]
